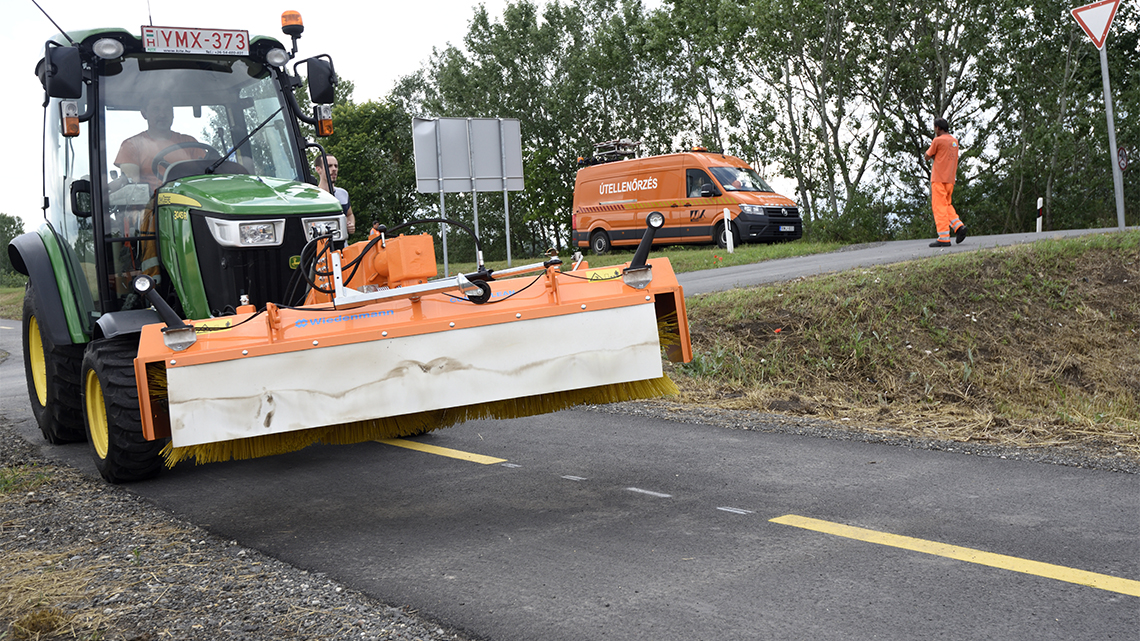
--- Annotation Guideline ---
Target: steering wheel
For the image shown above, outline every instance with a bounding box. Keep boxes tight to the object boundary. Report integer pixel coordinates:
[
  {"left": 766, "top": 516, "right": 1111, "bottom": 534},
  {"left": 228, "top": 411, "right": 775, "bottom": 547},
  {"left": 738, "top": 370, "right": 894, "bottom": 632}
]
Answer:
[{"left": 151, "top": 142, "right": 222, "bottom": 180}]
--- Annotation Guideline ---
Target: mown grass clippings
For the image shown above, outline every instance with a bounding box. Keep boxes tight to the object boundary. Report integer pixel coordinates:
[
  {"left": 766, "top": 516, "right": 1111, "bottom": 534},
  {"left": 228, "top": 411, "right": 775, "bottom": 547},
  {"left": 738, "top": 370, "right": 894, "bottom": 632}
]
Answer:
[
  {"left": 676, "top": 231, "right": 1140, "bottom": 458},
  {"left": 0, "top": 548, "right": 111, "bottom": 641},
  {"left": 0, "top": 464, "right": 52, "bottom": 495}
]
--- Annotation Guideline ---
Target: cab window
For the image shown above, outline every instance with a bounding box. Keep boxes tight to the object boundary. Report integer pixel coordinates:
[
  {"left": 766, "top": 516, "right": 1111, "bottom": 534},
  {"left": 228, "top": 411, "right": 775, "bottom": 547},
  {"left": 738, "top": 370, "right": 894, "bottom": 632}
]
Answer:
[{"left": 686, "top": 169, "right": 718, "bottom": 198}]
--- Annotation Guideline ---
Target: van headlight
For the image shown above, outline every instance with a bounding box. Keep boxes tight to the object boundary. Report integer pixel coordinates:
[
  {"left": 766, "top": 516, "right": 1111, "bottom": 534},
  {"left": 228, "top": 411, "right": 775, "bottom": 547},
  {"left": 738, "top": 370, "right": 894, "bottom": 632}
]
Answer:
[{"left": 740, "top": 204, "right": 765, "bottom": 215}]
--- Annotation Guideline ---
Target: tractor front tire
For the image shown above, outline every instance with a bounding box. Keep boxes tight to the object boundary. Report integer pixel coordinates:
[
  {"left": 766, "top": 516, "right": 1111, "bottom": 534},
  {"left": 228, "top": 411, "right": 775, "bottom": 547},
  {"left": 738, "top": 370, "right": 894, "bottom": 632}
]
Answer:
[
  {"left": 22, "top": 283, "right": 86, "bottom": 443},
  {"left": 81, "top": 337, "right": 164, "bottom": 483}
]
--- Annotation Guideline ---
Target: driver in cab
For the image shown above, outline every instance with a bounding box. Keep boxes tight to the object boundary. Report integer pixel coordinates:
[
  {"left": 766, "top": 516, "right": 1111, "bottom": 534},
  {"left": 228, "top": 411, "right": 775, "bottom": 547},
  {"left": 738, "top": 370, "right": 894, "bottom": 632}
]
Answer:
[{"left": 111, "top": 97, "right": 204, "bottom": 191}]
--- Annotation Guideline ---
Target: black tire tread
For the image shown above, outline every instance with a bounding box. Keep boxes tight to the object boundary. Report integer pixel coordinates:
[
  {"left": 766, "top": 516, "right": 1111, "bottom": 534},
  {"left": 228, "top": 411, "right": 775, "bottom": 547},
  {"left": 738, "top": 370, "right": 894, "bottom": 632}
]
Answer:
[
  {"left": 22, "top": 283, "right": 86, "bottom": 443},
  {"left": 590, "top": 230, "right": 610, "bottom": 255},
  {"left": 82, "top": 337, "right": 164, "bottom": 483}
]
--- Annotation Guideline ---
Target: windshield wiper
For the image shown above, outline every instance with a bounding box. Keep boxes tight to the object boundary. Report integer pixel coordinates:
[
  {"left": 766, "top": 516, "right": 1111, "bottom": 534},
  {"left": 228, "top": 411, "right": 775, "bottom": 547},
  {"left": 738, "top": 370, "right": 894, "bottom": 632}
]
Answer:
[{"left": 206, "top": 107, "right": 283, "bottom": 174}]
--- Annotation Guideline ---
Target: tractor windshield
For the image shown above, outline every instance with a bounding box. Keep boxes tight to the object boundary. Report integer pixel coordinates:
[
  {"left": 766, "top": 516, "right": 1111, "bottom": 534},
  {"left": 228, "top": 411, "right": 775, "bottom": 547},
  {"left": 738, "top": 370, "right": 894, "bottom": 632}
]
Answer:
[
  {"left": 95, "top": 53, "right": 304, "bottom": 308},
  {"left": 99, "top": 54, "right": 302, "bottom": 201}
]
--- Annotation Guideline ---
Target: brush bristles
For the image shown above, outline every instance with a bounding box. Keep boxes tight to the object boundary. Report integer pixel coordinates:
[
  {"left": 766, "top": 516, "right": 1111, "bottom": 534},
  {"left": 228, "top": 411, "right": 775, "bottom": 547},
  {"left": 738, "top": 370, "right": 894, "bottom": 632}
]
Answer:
[{"left": 161, "top": 376, "right": 678, "bottom": 467}]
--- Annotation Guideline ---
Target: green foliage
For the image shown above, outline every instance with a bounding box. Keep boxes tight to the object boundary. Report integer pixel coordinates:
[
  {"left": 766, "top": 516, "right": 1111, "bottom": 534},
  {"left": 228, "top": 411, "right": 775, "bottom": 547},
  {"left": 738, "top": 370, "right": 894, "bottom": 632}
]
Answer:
[
  {"left": 0, "top": 213, "right": 25, "bottom": 275},
  {"left": 332, "top": 0, "right": 1135, "bottom": 251},
  {"left": 318, "top": 100, "right": 420, "bottom": 241}
]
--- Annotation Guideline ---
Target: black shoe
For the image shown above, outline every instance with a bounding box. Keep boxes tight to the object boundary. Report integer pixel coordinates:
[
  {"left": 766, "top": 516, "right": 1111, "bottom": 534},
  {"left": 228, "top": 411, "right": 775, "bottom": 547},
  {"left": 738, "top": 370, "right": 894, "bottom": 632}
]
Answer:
[
  {"left": 955, "top": 225, "right": 967, "bottom": 244},
  {"left": 930, "top": 240, "right": 950, "bottom": 248}
]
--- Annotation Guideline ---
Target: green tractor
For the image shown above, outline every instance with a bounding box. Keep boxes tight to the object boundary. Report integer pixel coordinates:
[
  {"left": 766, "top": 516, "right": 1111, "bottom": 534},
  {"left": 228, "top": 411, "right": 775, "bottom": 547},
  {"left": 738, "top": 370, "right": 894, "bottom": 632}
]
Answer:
[
  {"left": 10, "top": 14, "right": 693, "bottom": 486},
  {"left": 10, "top": 14, "right": 345, "bottom": 481}
]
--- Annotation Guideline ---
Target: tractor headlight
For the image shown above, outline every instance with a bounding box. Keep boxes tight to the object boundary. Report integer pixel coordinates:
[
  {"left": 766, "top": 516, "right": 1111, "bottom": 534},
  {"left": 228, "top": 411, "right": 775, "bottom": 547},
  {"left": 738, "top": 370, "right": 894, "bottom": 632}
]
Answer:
[
  {"left": 93, "top": 38, "right": 125, "bottom": 60},
  {"left": 240, "top": 222, "right": 278, "bottom": 245},
  {"left": 204, "top": 217, "right": 286, "bottom": 248},
  {"left": 302, "top": 216, "right": 346, "bottom": 242},
  {"left": 266, "top": 48, "right": 290, "bottom": 67}
]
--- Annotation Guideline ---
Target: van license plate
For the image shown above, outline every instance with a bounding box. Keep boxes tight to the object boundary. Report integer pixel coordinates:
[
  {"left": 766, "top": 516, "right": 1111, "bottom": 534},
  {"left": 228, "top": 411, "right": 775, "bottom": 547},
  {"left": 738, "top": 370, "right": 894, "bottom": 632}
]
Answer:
[{"left": 779, "top": 225, "right": 795, "bottom": 232}]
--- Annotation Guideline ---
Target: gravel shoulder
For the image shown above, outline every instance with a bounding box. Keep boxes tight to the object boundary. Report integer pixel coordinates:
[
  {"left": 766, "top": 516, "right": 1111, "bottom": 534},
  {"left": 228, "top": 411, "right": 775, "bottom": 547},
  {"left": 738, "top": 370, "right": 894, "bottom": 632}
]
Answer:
[{"left": 0, "top": 417, "right": 476, "bottom": 641}]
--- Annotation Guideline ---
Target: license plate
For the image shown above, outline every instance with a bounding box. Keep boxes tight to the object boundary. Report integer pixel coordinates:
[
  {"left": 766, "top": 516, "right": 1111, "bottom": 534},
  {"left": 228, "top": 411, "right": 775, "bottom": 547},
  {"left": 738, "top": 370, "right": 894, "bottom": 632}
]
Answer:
[
  {"left": 142, "top": 26, "right": 249, "bottom": 55},
  {"left": 779, "top": 225, "right": 795, "bottom": 232}
]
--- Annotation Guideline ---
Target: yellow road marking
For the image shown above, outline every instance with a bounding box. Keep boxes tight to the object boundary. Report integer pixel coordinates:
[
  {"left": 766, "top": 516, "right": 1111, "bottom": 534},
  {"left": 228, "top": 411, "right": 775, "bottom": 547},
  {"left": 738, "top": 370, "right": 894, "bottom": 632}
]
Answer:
[
  {"left": 771, "top": 514, "right": 1140, "bottom": 598},
  {"left": 376, "top": 439, "right": 506, "bottom": 465}
]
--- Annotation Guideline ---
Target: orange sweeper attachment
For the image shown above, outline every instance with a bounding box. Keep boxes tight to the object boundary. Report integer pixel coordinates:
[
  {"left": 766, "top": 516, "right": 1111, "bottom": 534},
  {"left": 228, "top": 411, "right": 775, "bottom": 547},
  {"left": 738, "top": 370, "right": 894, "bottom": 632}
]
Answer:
[{"left": 133, "top": 213, "right": 691, "bottom": 467}]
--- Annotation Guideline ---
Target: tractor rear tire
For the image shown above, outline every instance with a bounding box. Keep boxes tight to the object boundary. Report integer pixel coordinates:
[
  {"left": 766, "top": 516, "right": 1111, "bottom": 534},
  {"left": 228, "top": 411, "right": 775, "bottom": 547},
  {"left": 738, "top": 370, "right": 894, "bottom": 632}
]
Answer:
[
  {"left": 81, "top": 337, "right": 164, "bottom": 483},
  {"left": 22, "top": 283, "right": 86, "bottom": 444}
]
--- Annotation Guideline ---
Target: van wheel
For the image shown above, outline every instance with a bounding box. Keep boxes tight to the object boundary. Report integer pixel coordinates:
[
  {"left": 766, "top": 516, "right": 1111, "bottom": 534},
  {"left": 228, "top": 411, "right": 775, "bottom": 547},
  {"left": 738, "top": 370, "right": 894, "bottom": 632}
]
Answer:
[
  {"left": 590, "top": 230, "right": 611, "bottom": 255},
  {"left": 22, "top": 283, "right": 86, "bottom": 444},
  {"left": 715, "top": 222, "right": 739, "bottom": 249},
  {"left": 82, "top": 337, "right": 164, "bottom": 483}
]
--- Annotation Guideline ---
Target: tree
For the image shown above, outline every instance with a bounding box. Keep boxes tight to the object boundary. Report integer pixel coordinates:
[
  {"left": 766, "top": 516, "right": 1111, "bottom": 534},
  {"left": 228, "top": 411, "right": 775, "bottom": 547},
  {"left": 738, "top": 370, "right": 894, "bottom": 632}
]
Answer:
[
  {"left": 0, "top": 213, "right": 25, "bottom": 275},
  {"left": 320, "top": 99, "right": 420, "bottom": 239},
  {"left": 395, "top": 0, "right": 687, "bottom": 259}
]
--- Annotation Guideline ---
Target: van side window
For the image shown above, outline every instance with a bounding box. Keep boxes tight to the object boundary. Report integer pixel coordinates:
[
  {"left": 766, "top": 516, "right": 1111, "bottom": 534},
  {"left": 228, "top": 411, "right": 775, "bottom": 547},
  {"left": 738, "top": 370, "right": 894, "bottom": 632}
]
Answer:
[{"left": 686, "top": 169, "right": 717, "bottom": 198}]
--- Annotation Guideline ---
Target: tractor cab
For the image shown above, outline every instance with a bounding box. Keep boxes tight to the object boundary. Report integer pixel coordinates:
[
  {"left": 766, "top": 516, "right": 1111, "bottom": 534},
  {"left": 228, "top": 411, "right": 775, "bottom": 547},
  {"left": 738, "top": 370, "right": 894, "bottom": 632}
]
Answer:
[{"left": 36, "top": 18, "right": 341, "bottom": 337}]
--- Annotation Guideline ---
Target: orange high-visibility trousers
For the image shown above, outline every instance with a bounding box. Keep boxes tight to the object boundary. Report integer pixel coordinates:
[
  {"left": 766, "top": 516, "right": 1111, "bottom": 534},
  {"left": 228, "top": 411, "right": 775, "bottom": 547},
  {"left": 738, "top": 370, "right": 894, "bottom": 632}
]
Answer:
[{"left": 931, "top": 182, "right": 963, "bottom": 243}]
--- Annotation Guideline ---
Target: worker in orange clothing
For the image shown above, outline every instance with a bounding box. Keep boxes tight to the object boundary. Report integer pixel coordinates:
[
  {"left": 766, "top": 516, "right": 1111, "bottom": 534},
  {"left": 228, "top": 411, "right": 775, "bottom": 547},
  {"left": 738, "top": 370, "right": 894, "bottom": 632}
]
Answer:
[{"left": 925, "top": 117, "right": 966, "bottom": 248}]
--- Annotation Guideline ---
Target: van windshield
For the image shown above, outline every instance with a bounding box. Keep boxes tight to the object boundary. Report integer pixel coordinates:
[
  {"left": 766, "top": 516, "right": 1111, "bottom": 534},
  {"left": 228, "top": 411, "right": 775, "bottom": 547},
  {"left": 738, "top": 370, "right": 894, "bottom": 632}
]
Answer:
[{"left": 709, "top": 166, "right": 774, "bottom": 193}]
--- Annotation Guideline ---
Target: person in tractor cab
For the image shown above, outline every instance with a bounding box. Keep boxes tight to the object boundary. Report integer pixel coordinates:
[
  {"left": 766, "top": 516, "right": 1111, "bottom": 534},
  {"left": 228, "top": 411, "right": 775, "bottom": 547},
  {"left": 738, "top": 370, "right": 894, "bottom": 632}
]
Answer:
[
  {"left": 110, "top": 97, "right": 205, "bottom": 192},
  {"left": 106, "top": 97, "right": 204, "bottom": 301}
]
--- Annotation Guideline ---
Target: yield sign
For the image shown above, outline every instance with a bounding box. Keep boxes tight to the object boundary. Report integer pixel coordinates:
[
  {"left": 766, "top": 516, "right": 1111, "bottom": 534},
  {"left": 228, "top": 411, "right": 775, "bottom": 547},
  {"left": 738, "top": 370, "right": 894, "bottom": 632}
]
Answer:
[{"left": 1071, "top": 0, "right": 1121, "bottom": 49}]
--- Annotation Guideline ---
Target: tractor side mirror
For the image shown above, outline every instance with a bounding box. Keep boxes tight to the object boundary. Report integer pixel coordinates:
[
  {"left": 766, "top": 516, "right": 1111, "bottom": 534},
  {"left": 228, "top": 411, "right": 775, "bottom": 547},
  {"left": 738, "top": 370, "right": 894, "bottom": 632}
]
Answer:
[
  {"left": 36, "top": 45, "right": 83, "bottom": 99},
  {"left": 70, "top": 179, "right": 92, "bottom": 218},
  {"left": 305, "top": 56, "right": 337, "bottom": 105}
]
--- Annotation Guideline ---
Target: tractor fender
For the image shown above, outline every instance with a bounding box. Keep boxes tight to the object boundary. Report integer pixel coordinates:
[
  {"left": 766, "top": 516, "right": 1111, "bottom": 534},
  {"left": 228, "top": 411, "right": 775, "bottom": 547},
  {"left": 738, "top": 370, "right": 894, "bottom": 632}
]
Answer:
[
  {"left": 95, "top": 309, "right": 162, "bottom": 340},
  {"left": 8, "top": 232, "right": 74, "bottom": 347}
]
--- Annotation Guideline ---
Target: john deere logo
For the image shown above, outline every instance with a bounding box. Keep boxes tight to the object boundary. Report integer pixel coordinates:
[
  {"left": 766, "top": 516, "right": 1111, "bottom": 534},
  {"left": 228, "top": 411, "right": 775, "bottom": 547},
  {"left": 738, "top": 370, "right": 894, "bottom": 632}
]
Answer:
[{"left": 289, "top": 255, "right": 301, "bottom": 269}]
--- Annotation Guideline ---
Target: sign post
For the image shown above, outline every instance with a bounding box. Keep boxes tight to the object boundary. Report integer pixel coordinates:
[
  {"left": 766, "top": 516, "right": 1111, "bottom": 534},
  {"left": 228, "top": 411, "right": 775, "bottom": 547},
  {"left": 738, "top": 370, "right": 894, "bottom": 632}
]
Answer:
[
  {"left": 1071, "top": 0, "right": 1126, "bottom": 229},
  {"left": 412, "top": 118, "right": 525, "bottom": 273}
]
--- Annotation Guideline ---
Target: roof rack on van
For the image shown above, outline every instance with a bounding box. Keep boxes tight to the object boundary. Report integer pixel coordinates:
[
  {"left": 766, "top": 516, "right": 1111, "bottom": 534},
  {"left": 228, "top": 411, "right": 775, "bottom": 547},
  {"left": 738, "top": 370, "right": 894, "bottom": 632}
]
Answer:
[{"left": 577, "top": 139, "right": 641, "bottom": 166}]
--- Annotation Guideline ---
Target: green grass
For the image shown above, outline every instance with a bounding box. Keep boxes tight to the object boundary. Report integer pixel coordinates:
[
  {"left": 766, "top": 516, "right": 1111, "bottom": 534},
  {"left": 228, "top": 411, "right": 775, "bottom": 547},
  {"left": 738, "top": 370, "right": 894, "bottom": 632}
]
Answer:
[
  {"left": 438, "top": 239, "right": 845, "bottom": 275},
  {"left": 674, "top": 230, "right": 1140, "bottom": 455},
  {"left": 0, "top": 464, "right": 52, "bottom": 493},
  {"left": 0, "top": 285, "right": 22, "bottom": 321}
]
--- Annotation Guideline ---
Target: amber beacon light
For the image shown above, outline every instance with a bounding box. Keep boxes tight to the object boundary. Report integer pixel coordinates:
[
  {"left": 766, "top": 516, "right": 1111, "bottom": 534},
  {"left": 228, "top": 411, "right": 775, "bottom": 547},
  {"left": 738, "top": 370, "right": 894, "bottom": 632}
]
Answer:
[{"left": 281, "top": 11, "right": 304, "bottom": 37}]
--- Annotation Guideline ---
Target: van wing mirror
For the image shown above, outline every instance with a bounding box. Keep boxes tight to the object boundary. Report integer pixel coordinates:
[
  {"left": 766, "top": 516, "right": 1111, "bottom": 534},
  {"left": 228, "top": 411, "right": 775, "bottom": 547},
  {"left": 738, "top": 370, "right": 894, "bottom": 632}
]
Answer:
[
  {"left": 700, "top": 183, "right": 718, "bottom": 198},
  {"left": 37, "top": 44, "right": 83, "bottom": 99},
  {"left": 70, "top": 179, "right": 93, "bottom": 218}
]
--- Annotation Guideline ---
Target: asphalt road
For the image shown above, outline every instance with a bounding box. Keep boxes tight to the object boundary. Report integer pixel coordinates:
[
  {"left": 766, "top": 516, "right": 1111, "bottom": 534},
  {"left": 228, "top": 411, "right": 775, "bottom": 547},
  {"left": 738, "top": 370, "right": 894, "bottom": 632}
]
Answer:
[{"left": 2, "top": 228, "right": 1138, "bottom": 640}]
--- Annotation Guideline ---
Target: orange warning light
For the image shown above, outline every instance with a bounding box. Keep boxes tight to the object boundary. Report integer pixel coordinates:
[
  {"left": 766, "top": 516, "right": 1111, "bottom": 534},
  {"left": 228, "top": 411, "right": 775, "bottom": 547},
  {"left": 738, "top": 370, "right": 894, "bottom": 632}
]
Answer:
[{"left": 281, "top": 11, "right": 304, "bottom": 37}]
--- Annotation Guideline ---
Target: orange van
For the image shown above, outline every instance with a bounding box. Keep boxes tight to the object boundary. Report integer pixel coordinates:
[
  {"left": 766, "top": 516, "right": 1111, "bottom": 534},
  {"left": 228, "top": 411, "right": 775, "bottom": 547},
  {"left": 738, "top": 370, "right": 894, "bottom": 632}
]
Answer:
[{"left": 571, "top": 148, "right": 802, "bottom": 253}]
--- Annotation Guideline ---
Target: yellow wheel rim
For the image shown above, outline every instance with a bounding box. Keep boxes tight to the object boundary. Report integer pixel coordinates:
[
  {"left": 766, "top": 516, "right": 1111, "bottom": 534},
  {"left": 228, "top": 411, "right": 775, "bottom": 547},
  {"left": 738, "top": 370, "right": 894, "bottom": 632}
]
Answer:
[
  {"left": 85, "top": 370, "right": 110, "bottom": 460},
  {"left": 28, "top": 316, "right": 48, "bottom": 406}
]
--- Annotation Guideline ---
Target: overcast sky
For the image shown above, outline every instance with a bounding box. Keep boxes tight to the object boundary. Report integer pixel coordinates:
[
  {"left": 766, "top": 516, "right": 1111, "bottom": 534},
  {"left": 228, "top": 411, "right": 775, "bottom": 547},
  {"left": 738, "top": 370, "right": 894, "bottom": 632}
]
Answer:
[{"left": 3, "top": 0, "right": 508, "bottom": 231}]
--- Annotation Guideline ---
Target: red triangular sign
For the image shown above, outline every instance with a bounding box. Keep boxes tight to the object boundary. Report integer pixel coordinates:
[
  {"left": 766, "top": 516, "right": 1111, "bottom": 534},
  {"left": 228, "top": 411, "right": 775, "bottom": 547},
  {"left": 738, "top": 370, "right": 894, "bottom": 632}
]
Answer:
[{"left": 1071, "top": 0, "right": 1121, "bottom": 49}]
